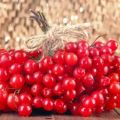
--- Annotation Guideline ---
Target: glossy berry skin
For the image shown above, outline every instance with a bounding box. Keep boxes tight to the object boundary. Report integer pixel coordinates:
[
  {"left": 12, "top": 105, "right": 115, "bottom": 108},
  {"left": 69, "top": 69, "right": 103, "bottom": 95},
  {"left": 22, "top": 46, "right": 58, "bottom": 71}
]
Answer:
[
  {"left": 0, "top": 89, "right": 8, "bottom": 110},
  {"left": 82, "top": 74, "right": 94, "bottom": 87},
  {"left": 64, "top": 89, "right": 76, "bottom": 101},
  {"left": 77, "top": 48, "right": 89, "bottom": 57},
  {"left": 41, "top": 56, "right": 53, "bottom": 70},
  {"left": 18, "top": 104, "right": 32, "bottom": 116},
  {"left": 9, "top": 63, "right": 22, "bottom": 74},
  {"left": 7, "top": 93, "right": 19, "bottom": 111},
  {"left": 78, "top": 40, "right": 89, "bottom": 49},
  {"left": 65, "top": 53, "right": 78, "bottom": 66},
  {"left": 42, "top": 98, "right": 53, "bottom": 111},
  {"left": 94, "top": 41, "right": 104, "bottom": 48},
  {"left": 42, "top": 88, "right": 52, "bottom": 98},
  {"left": 52, "top": 64, "right": 64, "bottom": 76},
  {"left": 65, "top": 42, "right": 77, "bottom": 53},
  {"left": 109, "top": 73, "right": 119, "bottom": 83},
  {"left": 33, "top": 71, "right": 43, "bottom": 84},
  {"left": 73, "top": 67, "right": 85, "bottom": 79},
  {"left": 101, "top": 54, "right": 112, "bottom": 65},
  {"left": 0, "top": 68, "right": 9, "bottom": 82},
  {"left": 43, "top": 74, "right": 56, "bottom": 88},
  {"left": 91, "top": 91, "right": 104, "bottom": 106},
  {"left": 24, "top": 59, "right": 38, "bottom": 74},
  {"left": 32, "top": 96, "right": 43, "bottom": 108},
  {"left": 10, "top": 74, "right": 25, "bottom": 89},
  {"left": 25, "top": 74, "right": 35, "bottom": 85},
  {"left": 14, "top": 50, "right": 28, "bottom": 64},
  {"left": 0, "top": 53, "right": 12, "bottom": 68},
  {"left": 79, "top": 57, "right": 92, "bottom": 69},
  {"left": 95, "top": 106, "right": 104, "bottom": 113},
  {"left": 19, "top": 93, "right": 32, "bottom": 105},
  {"left": 99, "top": 76, "right": 110, "bottom": 88},
  {"left": 106, "top": 39, "right": 118, "bottom": 51},
  {"left": 78, "top": 106, "right": 92, "bottom": 117},
  {"left": 31, "top": 84, "right": 42, "bottom": 96},
  {"left": 53, "top": 51, "right": 65, "bottom": 65},
  {"left": 89, "top": 47, "right": 99, "bottom": 57},
  {"left": 53, "top": 83, "right": 64, "bottom": 96},
  {"left": 62, "top": 77, "right": 76, "bottom": 90},
  {"left": 54, "top": 99, "right": 67, "bottom": 114},
  {"left": 109, "top": 82, "right": 120, "bottom": 95}
]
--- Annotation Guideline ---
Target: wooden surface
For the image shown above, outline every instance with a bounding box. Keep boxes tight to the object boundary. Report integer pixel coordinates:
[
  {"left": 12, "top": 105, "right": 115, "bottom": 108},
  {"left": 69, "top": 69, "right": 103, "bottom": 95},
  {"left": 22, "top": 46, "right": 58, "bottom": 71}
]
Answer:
[{"left": 0, "top": 111, "right": 119, "bottom": 120}]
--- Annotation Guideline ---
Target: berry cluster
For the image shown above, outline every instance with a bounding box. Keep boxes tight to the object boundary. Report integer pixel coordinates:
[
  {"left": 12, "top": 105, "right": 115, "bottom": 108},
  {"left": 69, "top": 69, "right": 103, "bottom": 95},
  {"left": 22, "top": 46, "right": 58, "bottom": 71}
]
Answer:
[{"left": 0, "top": 39, "right": 120, "bottom": 117}]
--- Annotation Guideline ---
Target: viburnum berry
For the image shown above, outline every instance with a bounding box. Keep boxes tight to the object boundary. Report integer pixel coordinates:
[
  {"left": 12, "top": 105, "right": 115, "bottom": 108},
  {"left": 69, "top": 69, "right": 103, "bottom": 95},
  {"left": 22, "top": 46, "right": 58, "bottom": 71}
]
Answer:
[
  {"left": 18, "top": 104, "right": 32, "bottom": 116},
  {"left": 9, "top": 74, "right": 25, "bottom": 89},
  {"left": 99, "top": 76, "right": 110, "bottom": 88},
  {"left": 0, "top": 68, "right": 9, "bottom": 82},
  {"left": 42, "top": 98, "right": 53, "bottom": 111},
  {"left": 94, "top": 41, "right": 104, "bottom": 48},
  {"left": 42, "top": 88, "right": 53, "bottom": 98},
  {"left": 109, "top": 73, "right": 119, "bottom": 83},
  {"left": 24, "top": 59, "right": 38, "bottom": 74},
  {"left": 65, "top": 52, "right": 78, "bottom": 66},
  {"left": 31, "top": 84, "right": 42, "bottom": 96},
  {"left": 43, "top": 74, "right": 56, "bottom": 88},
  {"left": 25, "top": 74, "right": 35, "bottom": 85},
  {"left": 78, "top": 40, "right": 89, "bottom": 49},
  {"left": 65, "top": 42, "right": 77, "bottom": 53},
  {"left": 62, "top": 77, "right": 76, "bottom": 90},
  {"left": 7, "top": 93, "right": 19, "bottom": 111},
  {"left": 33, "top": 71, "right": 43, "bottom": 84},
  {"left": 89, "top": 47, "right": 99, "bottom": 57},
  {"left": 77, "top": 48, "right": 89, "bottom": 57},
  {"left": 32, "top": 96, "right": 43, "bottom": 108},
  {"left": 54, "top": 99, "right": 67, "bottom": 114}
]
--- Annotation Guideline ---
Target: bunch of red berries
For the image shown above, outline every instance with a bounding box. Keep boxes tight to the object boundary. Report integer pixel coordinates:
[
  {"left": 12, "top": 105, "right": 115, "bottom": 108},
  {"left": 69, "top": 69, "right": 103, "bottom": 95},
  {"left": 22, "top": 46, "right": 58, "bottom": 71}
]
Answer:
[{"left": 0, "top": 39, "right": 120, "bottom": 117}]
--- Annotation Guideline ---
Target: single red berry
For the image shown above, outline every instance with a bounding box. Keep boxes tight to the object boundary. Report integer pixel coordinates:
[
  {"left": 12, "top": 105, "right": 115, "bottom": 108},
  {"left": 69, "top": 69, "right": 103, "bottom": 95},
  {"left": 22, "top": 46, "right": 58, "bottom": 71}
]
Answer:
[
  {"left": 79, "top": 57, "right": 92, "bottom": 69},
  {"left": 62, "top": 77, "right": 76, "bottom": 90},
  {"left": 0, "top": 68, "right": 9, "bottom": 82},
  {"left": 42, "top": 88, "right": 52, "bottom": 98},
  {"left": 65, "top": 52, "right": 78, "bottom": 66},
  {"left": 109, "top": 73, "right": 119, "bottom": 83},
  {"left": 89, "top": 47, "right": 99, "bottom": 57},
  {"left": 31, "top": 84, "right": 42, "bottom": 96},
  {"left": 7, "top": 93, "right": 19, "bottom": 111},
  {"left": 94, "top": 41, "right": 104, "bottom": 48},
  {"left": 24, "top": 59, "right": 38, "bottom": 74},
  {"left": 101, "top": 54, "right": 112, "bottom": 65},
  {"left": 42, "top": 98, "right": 53, "bottom": 111},
  {"left": 10, "top": 74, "right": 25, "bottom": 89},
  {"left": 69, "top": 102, "right": 79, "bottom": 115},
  {"left": 109, "top": 82, "right": 120, "bottom": 95},
  {"left": 82, "top": 73, "right": 94, "bottom": 87},
  {"left": 9, "top": 63, "right": 22, "bottom": 74},
  {"left": 73, "top": 67, "right": 85, "bottom": 79},
  {"left": 77, "top": 48, "right": 89, "bottom": 57},
  {"left": 95, "top": 106, "right": 104, "bottom": 113},
  {"left": 78, "top": 40, "right": 89, "bottom": 49},
  {"left": 19, "top": 93, "right": 32, "bottom": 105},
  {"left": 64, "top": 89, "right": 76, "bottom": 101},
  {"left": 106, "top": 39, "right": 118, "bottom": 51},
  {"left": 65, "top": 42, "right": 77, "bottom": 52},
  {"left": 99, "top": 76, "right": 110, "bottom": 88},
  {"left": 53, "top": 51, "right": 65, "bottom": 65},
  {"left": 33, "top": 71, "right": 43, "bottom": 84},
  {"left": 43, "top": 74, "right": 56, "bottom": 88},
  {"left": 25, "top": 74, "right": 35, "bottom": 85},
  {"left": 32, "top": 96, "right": 43, "bottom": 108},
  {"left": 18, "top": 104, "right": 32, "bottom": 116},
  {"left": 52, "top": 64, "right": 64, "bottom": 76},
  {"left": 54, "top": 99, "right": 67, "bottom": 114},
  {"left": 28, "top": 50, "right": 39, "bottom": 58},
  {"left": 78, "top": 106, "right": 92, "bottom": 117},
  {"left": 14, "top": 50, "right": 28, "bottom": 64}
]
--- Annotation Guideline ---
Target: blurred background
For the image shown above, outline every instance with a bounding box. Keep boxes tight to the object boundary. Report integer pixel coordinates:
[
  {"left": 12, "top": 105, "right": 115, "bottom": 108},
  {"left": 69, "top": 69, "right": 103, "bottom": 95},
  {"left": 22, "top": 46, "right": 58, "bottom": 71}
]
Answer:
[{"left": 0, "top": 0, "right": 120, "bottom": 50}]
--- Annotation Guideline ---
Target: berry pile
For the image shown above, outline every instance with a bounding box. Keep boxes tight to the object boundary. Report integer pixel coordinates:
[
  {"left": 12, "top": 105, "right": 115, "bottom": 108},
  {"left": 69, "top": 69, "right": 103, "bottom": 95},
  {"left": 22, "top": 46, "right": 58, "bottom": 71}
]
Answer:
[{"left": 0, "top": 39, "right": 120, "bottom": 117}]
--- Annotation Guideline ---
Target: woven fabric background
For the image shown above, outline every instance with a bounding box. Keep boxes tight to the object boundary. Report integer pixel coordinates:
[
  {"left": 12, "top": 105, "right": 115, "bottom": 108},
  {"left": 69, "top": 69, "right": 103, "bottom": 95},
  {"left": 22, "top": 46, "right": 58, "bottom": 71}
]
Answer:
[{"left": 0, "top": 0, "right": 120, "bottom": 50}]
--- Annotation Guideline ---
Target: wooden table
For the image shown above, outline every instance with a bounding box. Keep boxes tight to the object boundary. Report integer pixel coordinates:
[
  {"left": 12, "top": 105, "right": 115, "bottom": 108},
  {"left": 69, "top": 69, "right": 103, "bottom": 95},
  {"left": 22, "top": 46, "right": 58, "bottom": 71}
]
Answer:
[{"left": 0, "top": 111, "right": 119, "bottom": 120}]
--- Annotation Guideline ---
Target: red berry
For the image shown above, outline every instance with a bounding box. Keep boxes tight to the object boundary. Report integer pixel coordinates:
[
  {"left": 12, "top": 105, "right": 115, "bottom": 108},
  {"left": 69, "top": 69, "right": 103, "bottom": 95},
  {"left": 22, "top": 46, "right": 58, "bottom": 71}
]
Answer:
[
  {"left": 78, "top": 106, "right": 92, "bottom": 117},
  {"left": 33, "top": 71, "right": 43, "bottom": 84},
  {"left": 18, "top": 104, "right": 32, "bottom": 116},
  {"left": 54, "top": 99, "right": 67, "bottom": 114},
  {"left": 78, "top": 40, "right": 89, "bottom": 49},
  {"left": 52, "top": 64, "right": 64, "bottom": 76},
  {"left": 73, "top": 67, "right": 85, "bottom": 79},
  {"left": 82, "top": 73, "right": 94, "bottom": 87},
  {"left": 99, "top": 76, "right": 110, "bottom": 88},
  {"left": 9, "top": 63, "right": 22, "bottom": 74},
  {"left": 19, "top": 93, "right": 32, "bottom": 105},
  {"left": 24, "top": 59, "right": 38, "bottom": 74},
  {"left": 43, "top": 74, "right": 56, "bottom": 88},
  {"left": 109, "top": 82, "right": 120, "bottom": 95},
  {"left": 25, "top": 74, "right": 35, "bottom": 85},
  {"left": 53, "top": 83, "right": 63, "bottom": 96},
  {"left": 106, "top": 39, "right": 118, "bottom": 51},
  {"left": 7, "top": 93, "right": 19, "bottom": 111},
  {"left": 32, "top": 96, "right": 43, "bottom": 108},
  {"left": 10, "top": 74, "right": 25, "bottom": 89},
  {"left": 65, "top": 42, "right": 77, "bottom": 52},
  {"left": 89, "top": 47, "right": 99, "bottom": 57},
  {"left": 42, "top": 88, "right": 52, "bottom": 98},
  {"left": 31, "top": 84, "right": 42, "bottom": 96},
  {"left": 42, "top": 98, "right": 53, "bottom": 111},
  {"left": 0, "top": 68, "right": 9, "bottom": 82},
  {"left": 109, "top": 73, "right": 119, "bottom": 83},
  {"left": 77, "top": 48, "right": 89, "bottom": 57},
  {"left": 65, "top": 53, "right": 78, "bottom": 66},
  {"left": 94, "top": 41, "right": 104, "bottom": 47},
  {"left": 62, "top": 77, "right": 76, "bottom": 90}
]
